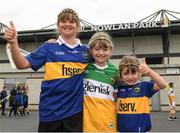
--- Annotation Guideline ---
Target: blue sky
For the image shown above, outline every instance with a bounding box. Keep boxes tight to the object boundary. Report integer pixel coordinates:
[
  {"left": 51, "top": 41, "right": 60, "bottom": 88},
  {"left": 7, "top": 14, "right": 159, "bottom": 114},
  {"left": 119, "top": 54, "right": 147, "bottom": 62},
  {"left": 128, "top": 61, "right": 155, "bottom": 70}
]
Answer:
[{"left": 1, "top": 0, "right": 180, "bottom": 31}]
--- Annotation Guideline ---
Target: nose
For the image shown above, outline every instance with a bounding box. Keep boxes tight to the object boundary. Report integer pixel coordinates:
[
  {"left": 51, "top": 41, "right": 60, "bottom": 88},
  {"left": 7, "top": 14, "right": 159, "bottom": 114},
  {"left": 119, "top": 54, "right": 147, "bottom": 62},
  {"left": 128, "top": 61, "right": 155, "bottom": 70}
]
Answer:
[
  {"left": 127, "top": 73, "right": 133, "bottom": 78},
  {"left": 99, "top": 49, "right": 104, "bottom": 54},
  {"left": 64, "top": 21, "right": 70, "bottom": 25}
]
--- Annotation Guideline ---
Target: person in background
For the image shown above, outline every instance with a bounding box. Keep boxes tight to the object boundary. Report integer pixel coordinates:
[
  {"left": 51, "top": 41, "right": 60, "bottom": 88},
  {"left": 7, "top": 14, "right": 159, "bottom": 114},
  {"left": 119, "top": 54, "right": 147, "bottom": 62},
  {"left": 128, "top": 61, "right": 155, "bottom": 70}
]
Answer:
[
  {"left": 22, "top": 91, "right": 29, "bottom": 115},
  {"left": 0, "top": 86, "right": 8, "bottom": 115},
  {"left": 22, "top": 84, "right": 30, "bottom": 115},
  {"left": 16, "top": 87, "right": 24, "bottom": 116},
  {"left": 83, "top": 32, "right": 118, "bottom": 132},
  {"left": 116, "top": 55, "right": 167, "bottom": 132},
  {"left": 4, "top": 8, "right": 90, "bottom": 132},
  {"left": 9, "top": 88, "right": 18, "bottom": 117},
  {"left": 167, "top": 82, "right": 178, "bottom": 120}
]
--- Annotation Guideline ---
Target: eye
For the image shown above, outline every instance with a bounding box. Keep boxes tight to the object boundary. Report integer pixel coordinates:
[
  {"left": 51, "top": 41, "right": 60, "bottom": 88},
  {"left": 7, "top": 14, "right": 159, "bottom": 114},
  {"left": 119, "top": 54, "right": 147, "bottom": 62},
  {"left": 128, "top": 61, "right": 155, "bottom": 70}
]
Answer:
[
  {"left": 61, "top": 20, "right": 67, "bottom": 23},
  {"left": 122, "top": 72, "right": 129, "bottom": 75},
  {"left": 132, "top": 71, "right": 138, "bottom": 75},
  {"left": 95, "top": 48, "right": 100, "bottom": 50},
  {"left": 103, "top": 48, "right": 108, "bottom": 51},
  {"left": 69, "top": 20, "right": 76, "bottom": 23},
  {"left": 93, "top": 47, "right": 101, "bottom": 51}
]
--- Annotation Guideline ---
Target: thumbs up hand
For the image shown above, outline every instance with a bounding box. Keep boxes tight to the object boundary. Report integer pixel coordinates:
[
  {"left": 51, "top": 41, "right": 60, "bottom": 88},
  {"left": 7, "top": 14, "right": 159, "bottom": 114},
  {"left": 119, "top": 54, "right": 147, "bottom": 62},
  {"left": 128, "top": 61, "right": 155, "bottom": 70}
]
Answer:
[
  {"left": 139, "top": 58, "right": 152, "bottom": 76},
  {"left": 4, "top": 21, "right": 18, "bottom": 44}
]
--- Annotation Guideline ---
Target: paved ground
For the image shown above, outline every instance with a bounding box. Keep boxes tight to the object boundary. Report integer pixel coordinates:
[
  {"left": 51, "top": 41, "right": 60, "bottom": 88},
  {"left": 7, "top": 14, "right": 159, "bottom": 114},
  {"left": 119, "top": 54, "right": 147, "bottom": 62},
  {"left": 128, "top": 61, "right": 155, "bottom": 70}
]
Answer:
[{"left": 0, "top": 111, "right": 179, "bottom": 132}]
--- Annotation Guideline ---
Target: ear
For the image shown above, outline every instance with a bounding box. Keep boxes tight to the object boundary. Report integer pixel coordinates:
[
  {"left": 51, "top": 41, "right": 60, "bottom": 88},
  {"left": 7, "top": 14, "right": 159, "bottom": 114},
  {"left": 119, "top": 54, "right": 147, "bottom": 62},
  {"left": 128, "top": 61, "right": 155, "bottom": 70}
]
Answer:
[
  {"left": 57, "top": 24, "right": 61, "bottom": 34},
  {"left": 138, "top": 72, "right": 142, "bottom": 79},
  {"left": 119, "top": 72, "right": 122, "bottom": 80},
  {"left": 77, "top": 25, "right": 81, "bottom": 33},
  {"left": 110, "top": 49, "right": 113, "bottom": 56},
  {"left": 108, "top": 49, "right": 112, "bottom": 58}
]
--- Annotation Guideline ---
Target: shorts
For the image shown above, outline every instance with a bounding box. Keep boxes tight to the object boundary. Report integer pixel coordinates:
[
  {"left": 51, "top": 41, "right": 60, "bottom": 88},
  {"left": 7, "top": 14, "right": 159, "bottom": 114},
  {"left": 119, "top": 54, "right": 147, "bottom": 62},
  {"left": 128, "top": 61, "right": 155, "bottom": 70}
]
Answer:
[{"left": 38, "top": 111, "right": 83, "bottom": 132}]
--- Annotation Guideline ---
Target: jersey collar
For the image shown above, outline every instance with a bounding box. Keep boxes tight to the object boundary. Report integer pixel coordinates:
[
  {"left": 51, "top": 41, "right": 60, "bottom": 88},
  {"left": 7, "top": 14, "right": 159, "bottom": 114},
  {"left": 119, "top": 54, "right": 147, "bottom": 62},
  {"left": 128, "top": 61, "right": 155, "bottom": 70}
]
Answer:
[{"left": 56, "top": 36, "right": 82, "bottom": 48}]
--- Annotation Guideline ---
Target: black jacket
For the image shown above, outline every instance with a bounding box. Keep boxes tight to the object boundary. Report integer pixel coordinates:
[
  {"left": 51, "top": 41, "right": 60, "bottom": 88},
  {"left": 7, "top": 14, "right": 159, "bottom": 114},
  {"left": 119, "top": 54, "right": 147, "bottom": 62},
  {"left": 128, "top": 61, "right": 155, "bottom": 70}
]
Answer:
[{"left": 0, "top": 90, "right": 7, "bottom": 100}]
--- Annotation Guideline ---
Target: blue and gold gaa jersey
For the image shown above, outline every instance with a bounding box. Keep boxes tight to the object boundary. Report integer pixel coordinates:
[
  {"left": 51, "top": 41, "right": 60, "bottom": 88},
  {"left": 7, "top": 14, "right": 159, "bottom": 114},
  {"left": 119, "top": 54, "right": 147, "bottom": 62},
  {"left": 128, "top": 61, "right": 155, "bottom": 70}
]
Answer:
[
  {"left": 117, "top": 81, "right": 158, "bottom": 132},
  {"left": 26, "top": 41, "right": 90, "bottom": 122}
]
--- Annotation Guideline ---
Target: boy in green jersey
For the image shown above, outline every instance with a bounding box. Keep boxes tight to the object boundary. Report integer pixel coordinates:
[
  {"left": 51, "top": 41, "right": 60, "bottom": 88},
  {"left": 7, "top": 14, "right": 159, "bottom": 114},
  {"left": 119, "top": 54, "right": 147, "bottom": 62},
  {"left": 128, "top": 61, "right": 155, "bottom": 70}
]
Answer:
[{"left": 83, "top": 32, "right": 118, "bottom": 132}]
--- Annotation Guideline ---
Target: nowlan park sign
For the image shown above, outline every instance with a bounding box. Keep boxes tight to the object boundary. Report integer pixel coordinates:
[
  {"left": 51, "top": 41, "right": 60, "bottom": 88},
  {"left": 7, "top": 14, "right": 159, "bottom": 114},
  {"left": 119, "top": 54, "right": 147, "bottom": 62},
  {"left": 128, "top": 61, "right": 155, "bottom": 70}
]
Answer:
[{"left": 81, "top": 21, "right": 169, "bottom": 32}]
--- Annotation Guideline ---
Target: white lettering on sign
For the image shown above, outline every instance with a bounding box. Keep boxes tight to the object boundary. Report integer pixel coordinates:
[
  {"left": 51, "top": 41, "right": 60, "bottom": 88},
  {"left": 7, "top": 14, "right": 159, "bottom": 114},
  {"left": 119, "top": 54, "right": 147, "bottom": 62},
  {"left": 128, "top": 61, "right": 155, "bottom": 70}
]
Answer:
[{"left": 81, "top": 21, "right": 160, "bottom": 32}]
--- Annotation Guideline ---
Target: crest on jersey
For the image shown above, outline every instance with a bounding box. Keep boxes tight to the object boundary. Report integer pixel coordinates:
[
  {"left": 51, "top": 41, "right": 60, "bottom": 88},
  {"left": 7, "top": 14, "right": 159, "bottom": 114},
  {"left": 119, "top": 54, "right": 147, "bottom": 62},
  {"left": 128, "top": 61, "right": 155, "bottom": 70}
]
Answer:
[
  {"left": 133, "top": 87, "right": 140, "bottom": 93},
  {"left": 82, "top": 51, "right": 90, "bottom": 62},
  {"left": 109, "top": 121, "right": 114, "bottom": 128}
]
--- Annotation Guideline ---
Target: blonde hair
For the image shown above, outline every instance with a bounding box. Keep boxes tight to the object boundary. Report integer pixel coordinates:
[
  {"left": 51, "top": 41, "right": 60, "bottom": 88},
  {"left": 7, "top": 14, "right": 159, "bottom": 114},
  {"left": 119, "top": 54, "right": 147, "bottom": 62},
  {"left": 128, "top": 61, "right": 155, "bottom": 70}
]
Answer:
[
  {"left": 88, "top": 32, "right": 113, "bottom": 50},
  {"left": 119, "top": 55, "right": 140, "bottom": 77},
  {"left": 57, "top": 8, "right": 80, "bottom": 28}
]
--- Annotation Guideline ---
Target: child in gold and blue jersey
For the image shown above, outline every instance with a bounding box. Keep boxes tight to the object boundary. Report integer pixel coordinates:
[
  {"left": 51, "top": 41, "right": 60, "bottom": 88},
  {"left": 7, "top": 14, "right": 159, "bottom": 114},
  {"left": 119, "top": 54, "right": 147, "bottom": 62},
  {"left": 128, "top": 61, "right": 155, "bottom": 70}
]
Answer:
[
  {"left": 4, "top": 8, "right": 91, "bottom": 132},
  {"left": 116, "top": 55, "right": 167, "bottom": 132}
]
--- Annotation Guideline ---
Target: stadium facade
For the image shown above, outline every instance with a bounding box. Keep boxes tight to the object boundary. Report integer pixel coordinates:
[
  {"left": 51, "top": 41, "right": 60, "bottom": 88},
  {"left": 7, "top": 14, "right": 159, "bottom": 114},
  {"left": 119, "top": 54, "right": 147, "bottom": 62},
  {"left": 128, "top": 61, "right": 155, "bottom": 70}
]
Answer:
[{"left": 0, "top": 9, "right": 180, "bottom": 110}]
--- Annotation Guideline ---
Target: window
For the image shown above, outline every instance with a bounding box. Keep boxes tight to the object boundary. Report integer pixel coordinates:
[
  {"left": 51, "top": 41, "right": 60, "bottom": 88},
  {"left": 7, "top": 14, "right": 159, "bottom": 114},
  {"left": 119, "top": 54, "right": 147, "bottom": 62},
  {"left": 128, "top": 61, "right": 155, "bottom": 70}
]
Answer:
[{"left": 145, "top": 57, "right": 163, "bottom": 64}]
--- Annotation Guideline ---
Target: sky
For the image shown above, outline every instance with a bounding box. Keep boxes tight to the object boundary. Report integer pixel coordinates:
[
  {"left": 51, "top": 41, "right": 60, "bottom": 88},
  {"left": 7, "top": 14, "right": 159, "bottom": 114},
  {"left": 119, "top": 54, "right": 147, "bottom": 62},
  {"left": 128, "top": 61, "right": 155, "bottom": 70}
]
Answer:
[{"left": 1, "top": 0, "right": 180, "bottom": 31}]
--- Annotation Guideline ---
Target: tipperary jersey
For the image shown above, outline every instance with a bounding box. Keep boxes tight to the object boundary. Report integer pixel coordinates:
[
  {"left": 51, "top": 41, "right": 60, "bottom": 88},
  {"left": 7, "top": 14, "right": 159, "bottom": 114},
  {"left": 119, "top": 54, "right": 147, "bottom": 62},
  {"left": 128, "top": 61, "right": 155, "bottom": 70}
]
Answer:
[
  {"left": 83, "top": 62, "right": 118, "bottom": 132},
  {"left": 25, "top": 38, "right": 90, "bottom": 122},
  {"left": 117, "top": 81, "right": 157, "bottom": 132}
]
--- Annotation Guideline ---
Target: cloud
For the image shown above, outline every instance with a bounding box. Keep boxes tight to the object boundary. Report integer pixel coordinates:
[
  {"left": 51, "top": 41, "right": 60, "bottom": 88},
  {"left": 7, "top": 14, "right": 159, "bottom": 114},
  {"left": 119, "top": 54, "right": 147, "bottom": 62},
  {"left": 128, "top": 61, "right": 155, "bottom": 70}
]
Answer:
[{"left": 1, "top": 0, "right": 180, "bottom": 31}]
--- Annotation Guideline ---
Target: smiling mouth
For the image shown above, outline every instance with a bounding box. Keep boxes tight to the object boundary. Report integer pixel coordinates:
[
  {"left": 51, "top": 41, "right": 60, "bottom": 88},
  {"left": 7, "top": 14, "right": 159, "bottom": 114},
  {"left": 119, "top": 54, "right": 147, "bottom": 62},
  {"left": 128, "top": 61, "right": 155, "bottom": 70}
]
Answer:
[{"left": 64, "top": 28, "right": 71, "bottom": 31}]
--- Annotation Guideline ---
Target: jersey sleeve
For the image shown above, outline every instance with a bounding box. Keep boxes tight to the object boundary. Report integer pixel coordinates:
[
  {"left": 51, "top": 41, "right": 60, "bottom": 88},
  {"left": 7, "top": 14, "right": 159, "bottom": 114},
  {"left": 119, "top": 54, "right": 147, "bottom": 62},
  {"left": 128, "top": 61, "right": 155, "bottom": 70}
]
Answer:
[
  {"left": 25, "top": 43, "right": 47, "bottom": 71},
  {"left": 143, "top": 81, "right": 158, "bottom": 97}
]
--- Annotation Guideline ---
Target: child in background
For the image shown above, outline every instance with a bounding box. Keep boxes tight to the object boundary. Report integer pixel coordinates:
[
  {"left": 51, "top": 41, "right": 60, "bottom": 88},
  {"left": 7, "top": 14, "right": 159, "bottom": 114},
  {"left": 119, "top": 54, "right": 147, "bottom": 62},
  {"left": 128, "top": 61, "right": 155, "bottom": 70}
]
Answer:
[
  {"left": 116, "top": 55, "right": 167, "bottom": 132},
  {"left": 0, "top": 86, "right": 8, "bottom": 115},
  {"left": 22, "top": 84, "right": 30, "bottom": 114},
  {"left": 22, "top": 91, "right": 29, "bottom": 115},
  {"left": 9, "top": 88, "right": 18, "bottom": 117},
  {"left": 4, "top": 8, "right": 90, "bottom": 132},
  {"left": 16, "top": 87, "right": 24, "bottom": 116},
  {"left": 167, "top": 82, "right": 178, "bottom": 120},
  {"left": 83, "top": 32, "right": 118, "bottom": 132}
]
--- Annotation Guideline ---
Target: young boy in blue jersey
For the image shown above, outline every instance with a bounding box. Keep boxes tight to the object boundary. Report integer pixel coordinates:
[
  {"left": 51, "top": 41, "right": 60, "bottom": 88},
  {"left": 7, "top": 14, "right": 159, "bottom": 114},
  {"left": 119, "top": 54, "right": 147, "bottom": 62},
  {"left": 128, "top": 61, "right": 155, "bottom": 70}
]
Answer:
[
  {"left": 83, "top": 32, "right": 118, "bottom": 132},
  {"left": 116, "top": 55, "right": 167, "bottom": 132},
  {"left": 4, "top": 8, "right": 90, "bottom": 132}
]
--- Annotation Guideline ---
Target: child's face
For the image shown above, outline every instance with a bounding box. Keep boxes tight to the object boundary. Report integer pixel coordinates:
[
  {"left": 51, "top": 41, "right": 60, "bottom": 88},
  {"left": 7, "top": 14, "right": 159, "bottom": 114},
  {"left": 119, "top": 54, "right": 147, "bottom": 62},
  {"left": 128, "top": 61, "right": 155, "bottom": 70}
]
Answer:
[
  {"left": 91, "top": 45, "right": 112, "bottom": 67},
  {"left": 57, "top": 19, "right": 79, "bottom": 38},
  {"left": 120, "top": 67, "right": 140, "bottom": 85}
]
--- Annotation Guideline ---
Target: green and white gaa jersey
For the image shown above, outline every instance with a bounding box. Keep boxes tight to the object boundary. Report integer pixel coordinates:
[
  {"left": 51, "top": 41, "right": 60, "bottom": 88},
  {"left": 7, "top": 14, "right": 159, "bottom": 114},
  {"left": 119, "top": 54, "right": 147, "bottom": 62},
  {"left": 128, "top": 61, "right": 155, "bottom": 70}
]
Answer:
[{"left": 83, "top": 62, "right": 118, "bottom": 132}]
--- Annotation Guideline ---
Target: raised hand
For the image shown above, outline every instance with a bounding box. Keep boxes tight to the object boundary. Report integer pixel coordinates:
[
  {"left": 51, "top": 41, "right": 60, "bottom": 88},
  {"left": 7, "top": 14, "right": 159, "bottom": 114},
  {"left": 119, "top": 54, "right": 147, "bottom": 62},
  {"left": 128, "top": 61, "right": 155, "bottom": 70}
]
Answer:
[
  {"left": 139, "top": 58, "right": 151, "bottom": 76},
  {"left": 138, "top": 58, "right": 167, "bottom": 90},
  {"left": 4, "top": 21, "right": 18, "bottom": 44}
]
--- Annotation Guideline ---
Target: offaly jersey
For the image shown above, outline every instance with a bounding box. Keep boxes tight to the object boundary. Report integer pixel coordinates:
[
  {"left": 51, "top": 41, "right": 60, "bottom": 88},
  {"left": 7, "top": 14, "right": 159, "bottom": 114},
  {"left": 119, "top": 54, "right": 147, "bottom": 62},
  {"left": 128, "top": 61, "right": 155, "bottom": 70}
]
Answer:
[
  {"left": 26, "top": 39, "right": 90, "bottom": 122},
  {"left": 117, "top": 81, "right": 157, "bottom": 132},
  {"left": 83, "top": 62, "right": 118, "bottom": 132}
]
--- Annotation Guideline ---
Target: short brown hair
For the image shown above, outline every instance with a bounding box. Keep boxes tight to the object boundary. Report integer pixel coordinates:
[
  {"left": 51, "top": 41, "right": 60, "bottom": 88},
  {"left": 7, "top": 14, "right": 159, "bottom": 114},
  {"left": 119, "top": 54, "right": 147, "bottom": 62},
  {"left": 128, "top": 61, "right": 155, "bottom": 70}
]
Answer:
[
  {"left": 88, "top": 32, "right": 113, "bottom": 50},
  {"left": 119, "top": 55, "right": 140, "bottom": 77}
]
